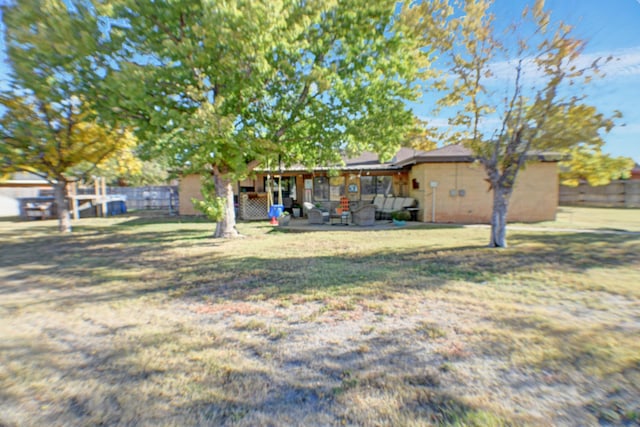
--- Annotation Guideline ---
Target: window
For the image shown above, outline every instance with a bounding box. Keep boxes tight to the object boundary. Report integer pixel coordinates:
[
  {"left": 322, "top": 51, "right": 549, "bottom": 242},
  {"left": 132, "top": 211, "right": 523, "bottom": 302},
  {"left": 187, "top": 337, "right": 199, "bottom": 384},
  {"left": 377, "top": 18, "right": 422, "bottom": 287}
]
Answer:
[
  {"left": 376, "top": 176, "right": 393, "bottom": 195},
  {"left": 313, "top": 176, "right": 329, "bottom": 201},
  {"left": 313, "top": 176, "right": 347, "bottom": 201},
  {"left": 360, "top": 175, "right": 393, "bottom": 196},
  {"left": 360, "top": 176, "right": 375, "bottom": 196},
  {"left": 329, "top": 176, "right": 345, "bottom": 201}
]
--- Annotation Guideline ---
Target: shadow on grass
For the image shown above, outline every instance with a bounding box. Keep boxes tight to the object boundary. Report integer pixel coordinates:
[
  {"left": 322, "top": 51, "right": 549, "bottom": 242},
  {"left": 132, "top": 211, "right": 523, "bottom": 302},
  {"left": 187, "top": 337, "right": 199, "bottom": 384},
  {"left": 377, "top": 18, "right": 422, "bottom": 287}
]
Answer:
[
  {"left": 0, "top": 216, "right": 23, "bottom": 223},
  {"left": 113, "top": 214, "right": 212, "bottom": 227},
  {"left": 0, "top": 318, "right": 511, "bottom": 426},
  {"left": 509, "top": 232, "right": 640, "bottom": 268},
  {"left": 1, "top": 223, "right": 638, "bottom": 312},
  {"left": 2, "top": 223, "right": 637, "bottom": 425}
]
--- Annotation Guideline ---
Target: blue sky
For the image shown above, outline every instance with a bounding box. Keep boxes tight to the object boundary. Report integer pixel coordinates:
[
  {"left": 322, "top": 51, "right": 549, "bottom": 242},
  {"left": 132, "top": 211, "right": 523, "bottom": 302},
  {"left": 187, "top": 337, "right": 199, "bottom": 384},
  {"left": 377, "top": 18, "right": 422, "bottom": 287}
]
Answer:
[
  {"left": 545, "top": 0, "right": 640, "bottom": 163},
  {"left": 1, "top": 0, "right": 639, "bottom": 162},
  {"left": 411, "top": 0, "right": 640, "bottom": 162}
]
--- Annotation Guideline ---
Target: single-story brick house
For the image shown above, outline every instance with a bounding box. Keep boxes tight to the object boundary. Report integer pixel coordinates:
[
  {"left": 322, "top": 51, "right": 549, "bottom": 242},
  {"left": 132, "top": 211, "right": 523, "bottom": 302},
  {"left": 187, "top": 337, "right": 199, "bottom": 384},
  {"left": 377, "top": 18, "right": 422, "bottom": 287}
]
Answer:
[{"left": 179, "top": 144, "right": 561, "bottom": 223}]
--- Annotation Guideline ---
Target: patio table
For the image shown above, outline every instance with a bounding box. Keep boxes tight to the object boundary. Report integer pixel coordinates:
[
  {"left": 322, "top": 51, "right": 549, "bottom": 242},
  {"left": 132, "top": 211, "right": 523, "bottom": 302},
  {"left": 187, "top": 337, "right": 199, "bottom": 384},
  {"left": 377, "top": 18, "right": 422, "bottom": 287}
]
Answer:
[{"left": 330, "top": 211, "right": 350, "bottom": 225}]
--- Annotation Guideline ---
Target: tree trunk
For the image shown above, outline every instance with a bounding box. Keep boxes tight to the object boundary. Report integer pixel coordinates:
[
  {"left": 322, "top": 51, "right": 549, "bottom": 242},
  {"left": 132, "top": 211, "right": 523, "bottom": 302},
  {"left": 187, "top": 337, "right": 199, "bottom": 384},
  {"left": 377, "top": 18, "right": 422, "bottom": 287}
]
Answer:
[
  {"left": 212, "top": 171, "right": 239, "bottom": 239},
  {"left": 53, "top": 181, "right": 72, "bottom": 233},
  {"left": 489, "top": 184, "right": 511, "bottom": 248}
]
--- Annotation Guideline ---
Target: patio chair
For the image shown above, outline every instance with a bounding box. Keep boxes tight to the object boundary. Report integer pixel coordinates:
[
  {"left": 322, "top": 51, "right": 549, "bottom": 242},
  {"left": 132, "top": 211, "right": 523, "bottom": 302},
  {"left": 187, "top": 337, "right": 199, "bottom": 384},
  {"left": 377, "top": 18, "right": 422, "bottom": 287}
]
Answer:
[
  {"left": 303, "top": 202, "right": 329, "bottom": 224},
  {"left": 351, "top": 204, "right": 376, "bottom": 226}
]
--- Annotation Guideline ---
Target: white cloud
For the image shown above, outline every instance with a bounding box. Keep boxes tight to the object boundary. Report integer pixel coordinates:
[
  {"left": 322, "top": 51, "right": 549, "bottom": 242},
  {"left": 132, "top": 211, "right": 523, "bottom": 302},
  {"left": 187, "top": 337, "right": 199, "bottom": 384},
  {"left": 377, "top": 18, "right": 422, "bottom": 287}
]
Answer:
[
  {"left": 609, "top": 122, "right": 640, "bottom": 135},
  {"left": 487, "top": 46, "right": 640, "bottom": 83},
  {"left": 417, "top": 115, "right": 503, "bottom": 131},
  {"left": 417, "top": 116, "right": 449, "bottom": 128},
  {"left": 598, "top": 47, "right": 640, "bottom": 77}
]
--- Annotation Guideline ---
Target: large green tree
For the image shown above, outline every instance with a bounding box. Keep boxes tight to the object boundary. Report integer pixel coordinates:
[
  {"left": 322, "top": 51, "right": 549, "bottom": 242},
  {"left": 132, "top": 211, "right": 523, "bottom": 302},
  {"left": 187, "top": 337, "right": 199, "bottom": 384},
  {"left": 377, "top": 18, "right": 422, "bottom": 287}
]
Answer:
[
  {"left": 0, "top": 0, "right": 138, "bottom": 232},
  {"left": 98, "top": 0, "right": 447, "bottom": 238},
  {"left": 436, "top": 0, "right": 619, "bottom": 247}
]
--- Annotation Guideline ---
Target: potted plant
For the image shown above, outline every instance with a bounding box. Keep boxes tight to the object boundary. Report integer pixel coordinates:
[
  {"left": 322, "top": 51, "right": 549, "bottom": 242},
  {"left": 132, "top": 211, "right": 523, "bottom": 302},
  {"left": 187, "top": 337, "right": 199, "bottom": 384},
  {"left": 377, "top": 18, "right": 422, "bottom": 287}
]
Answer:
[
  {"left": 390, "top": 210, "right": 411, "bottom": 226},
  {"left": 292, "top": 203, "right": 301, "bottom": 218},
  {"left": 277, "top": 211, "right": 291, "bottom": 226}
]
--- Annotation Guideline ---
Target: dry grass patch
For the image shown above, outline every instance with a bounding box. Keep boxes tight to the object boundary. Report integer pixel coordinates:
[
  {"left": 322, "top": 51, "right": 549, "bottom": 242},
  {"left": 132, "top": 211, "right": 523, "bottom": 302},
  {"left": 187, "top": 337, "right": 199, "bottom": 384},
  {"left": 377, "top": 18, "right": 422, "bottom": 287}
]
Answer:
[{"left": 0, "top": 208, "right": 638, "bottom": 426}]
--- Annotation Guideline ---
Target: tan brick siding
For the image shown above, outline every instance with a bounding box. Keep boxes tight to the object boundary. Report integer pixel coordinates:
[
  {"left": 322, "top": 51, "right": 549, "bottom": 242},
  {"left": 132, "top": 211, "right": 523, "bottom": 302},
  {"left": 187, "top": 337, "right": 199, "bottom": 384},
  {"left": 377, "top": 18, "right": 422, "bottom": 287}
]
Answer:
[
  {"left": 409, "top": 162, "right": 558, "bottom": 223},
  {"left": 181, "top": 162, "right": 559, "bottom": 222},
  {"left": 179, "top": 174, "right": 204, "bottom": 216}
]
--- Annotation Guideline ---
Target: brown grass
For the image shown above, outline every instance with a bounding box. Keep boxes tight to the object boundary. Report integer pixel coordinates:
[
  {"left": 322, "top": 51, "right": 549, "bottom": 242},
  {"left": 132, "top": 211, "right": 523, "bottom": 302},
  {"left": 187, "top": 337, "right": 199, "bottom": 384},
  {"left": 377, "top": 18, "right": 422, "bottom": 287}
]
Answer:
[{"left": 0, "top": 207, "right": 638, "bottom": 426}]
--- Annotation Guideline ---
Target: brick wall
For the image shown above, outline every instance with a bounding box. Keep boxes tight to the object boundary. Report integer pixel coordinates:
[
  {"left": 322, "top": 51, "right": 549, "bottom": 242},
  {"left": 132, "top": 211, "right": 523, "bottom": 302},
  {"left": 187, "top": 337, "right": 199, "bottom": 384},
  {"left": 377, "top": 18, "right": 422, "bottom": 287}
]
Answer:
[
  {"left": 409, "top": 162, "right": 558, "bottom": 223},
  {"left": 179, "top": 175, "right": 204, "bottom": 216}
]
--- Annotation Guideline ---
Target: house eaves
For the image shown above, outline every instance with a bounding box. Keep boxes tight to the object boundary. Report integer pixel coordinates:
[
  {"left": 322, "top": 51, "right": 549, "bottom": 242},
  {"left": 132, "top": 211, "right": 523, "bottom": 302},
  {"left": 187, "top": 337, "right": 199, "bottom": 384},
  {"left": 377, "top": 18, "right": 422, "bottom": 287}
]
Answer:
[
  {"left": 254, "top": 144, "right": 565, "bottom": 174},
  {"left": 394, "top": 144, "right": 567, "bottom": 167},
  {"left": 274, "top": 163, "right": 402, "bottom": 173},
  {"left": 393, "top": 144, "right": 475, "bottom": 167},
  {"left": 0, "top": 172, "right": 50, "bottom": 185}
]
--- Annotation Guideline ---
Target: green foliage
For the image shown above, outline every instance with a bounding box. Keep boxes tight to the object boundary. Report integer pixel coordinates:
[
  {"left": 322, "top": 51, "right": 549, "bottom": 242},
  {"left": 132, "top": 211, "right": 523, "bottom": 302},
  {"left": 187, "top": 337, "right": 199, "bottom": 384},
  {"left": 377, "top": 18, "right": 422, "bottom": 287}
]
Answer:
[
  {"left": 0, "top": 0, "right": 141, "bottom": 232},
  {"left": 391, "top": 210, "right": 411, "bottom": 221},
  {"left": 92, "top": 0, "right": 450, "bottom": 236},
  {"left": 96, "top": 0, "right": 444, "bottom": 177},
  {"left": 440, "top": 0, "right": 618, "bottom": 162},
  {"left": 560, "top": 146, "right": 634, "bottom": 186},
  {"left": 191, "top": 178, "right": 226, "bottom": 222},
  {"left": 0, "top": 0, "right": 138, "bottom": 183},
  {"left": 96, "top": 158, "right": 170, "bottom": 187}
]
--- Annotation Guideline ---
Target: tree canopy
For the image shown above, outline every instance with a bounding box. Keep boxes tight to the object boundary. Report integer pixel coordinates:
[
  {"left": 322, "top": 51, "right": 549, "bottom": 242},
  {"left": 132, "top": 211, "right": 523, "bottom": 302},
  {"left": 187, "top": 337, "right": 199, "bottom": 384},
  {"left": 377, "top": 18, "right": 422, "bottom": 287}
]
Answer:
[
  {"left": 0, "top": 0, "right": 139, "bottom": 232},
  {"left": 97, "top": 0, "right": 447, "bottom": 237},
  {"left": 1, "top": 0, "right": 629, "bottom": 240},
  {"left": 433, "top": 0, "right": 620, "bottom": 247},
  {"left": 559, "top": 146, "right": 634, "bottom": 186}
]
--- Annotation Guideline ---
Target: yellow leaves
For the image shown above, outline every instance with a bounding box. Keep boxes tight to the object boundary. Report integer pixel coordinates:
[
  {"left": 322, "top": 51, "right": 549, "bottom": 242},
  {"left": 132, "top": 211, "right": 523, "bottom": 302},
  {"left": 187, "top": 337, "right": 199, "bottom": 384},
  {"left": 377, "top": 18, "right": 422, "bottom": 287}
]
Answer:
[
  {"left": 560, "top": 146, "right": 635, "bottom": 187},
  {"left": 532, "top": 0, "right": 545, "bottom": 16},
  {"left": 2, "top": 91, "right": 140, "bottom": 181},
  {"left": 101, "top": 146, "right": 142, "bottom": 177}
]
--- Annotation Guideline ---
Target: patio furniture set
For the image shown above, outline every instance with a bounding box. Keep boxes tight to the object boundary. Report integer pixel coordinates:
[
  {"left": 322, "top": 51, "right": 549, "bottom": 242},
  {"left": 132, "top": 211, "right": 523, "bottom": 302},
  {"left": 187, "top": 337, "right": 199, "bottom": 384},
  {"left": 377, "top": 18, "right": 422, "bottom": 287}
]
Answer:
[{"left": 302, "top": 195, "right": 417, "bottom": 227}]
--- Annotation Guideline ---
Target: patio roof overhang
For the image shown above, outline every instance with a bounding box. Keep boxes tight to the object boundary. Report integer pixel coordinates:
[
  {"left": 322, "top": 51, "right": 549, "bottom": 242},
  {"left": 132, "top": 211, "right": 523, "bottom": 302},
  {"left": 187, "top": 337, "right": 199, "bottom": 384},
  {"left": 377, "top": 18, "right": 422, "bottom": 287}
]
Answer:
[{"left": 252, "top": 144, "right": 566, "bottom": 175}]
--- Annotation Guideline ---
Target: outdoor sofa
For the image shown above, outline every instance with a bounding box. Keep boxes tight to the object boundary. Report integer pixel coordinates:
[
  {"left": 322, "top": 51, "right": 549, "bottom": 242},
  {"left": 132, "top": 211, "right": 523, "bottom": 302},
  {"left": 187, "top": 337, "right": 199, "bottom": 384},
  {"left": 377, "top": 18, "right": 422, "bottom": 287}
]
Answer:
[{"left": 373, "top": 196, "right": 417, "bottom": 219}]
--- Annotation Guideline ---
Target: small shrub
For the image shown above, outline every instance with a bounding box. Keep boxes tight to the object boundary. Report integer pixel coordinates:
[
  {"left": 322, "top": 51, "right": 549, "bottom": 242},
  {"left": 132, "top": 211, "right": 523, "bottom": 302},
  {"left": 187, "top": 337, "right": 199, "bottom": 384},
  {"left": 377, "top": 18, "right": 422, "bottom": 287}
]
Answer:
[
  {"left": 192, "top": 178, "right": 226, "bottom": 221},
  {"left": 391, "top": 210, "right": 411, "bottom": 221}
]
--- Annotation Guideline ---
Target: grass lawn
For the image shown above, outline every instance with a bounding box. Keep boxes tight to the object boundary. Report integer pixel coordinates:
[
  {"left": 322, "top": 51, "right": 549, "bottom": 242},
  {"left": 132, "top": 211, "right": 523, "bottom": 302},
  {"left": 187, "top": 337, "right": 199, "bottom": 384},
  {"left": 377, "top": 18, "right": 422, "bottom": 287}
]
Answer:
[{"left": 0, "top": 207, "right": 638, "bottom": 426}]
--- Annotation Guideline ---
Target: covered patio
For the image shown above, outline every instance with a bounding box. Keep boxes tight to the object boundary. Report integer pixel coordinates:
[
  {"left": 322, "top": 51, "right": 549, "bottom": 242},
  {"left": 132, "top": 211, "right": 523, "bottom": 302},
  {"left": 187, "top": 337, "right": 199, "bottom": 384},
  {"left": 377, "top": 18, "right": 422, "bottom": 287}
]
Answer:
[{"left": 181, "top": 144, "right": 561, "bottom": 224}]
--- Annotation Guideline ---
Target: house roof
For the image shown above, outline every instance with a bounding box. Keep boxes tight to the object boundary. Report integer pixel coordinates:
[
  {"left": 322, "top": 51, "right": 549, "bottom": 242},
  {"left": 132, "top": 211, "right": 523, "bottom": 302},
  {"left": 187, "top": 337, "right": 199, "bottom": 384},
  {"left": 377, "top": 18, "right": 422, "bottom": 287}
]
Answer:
[
  {"left": 342, "top": 147, "right": 431, "bottom": 169},
  {"left": 0, "top": 172, "right": 49, "bottom": 185},
  {"left": 274, "top": 144, "right": 563, "bottom": 173},
  {"left": 393, "top": 144, "right": 475, "bottom": 167}
]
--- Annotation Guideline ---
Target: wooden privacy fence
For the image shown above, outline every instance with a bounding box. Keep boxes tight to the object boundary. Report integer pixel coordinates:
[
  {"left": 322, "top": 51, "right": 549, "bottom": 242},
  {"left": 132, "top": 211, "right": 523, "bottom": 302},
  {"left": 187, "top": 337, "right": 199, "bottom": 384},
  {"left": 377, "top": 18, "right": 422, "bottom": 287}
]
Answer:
[{"left": 559, "top": 181, "right": 640, "bottom": 208}]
